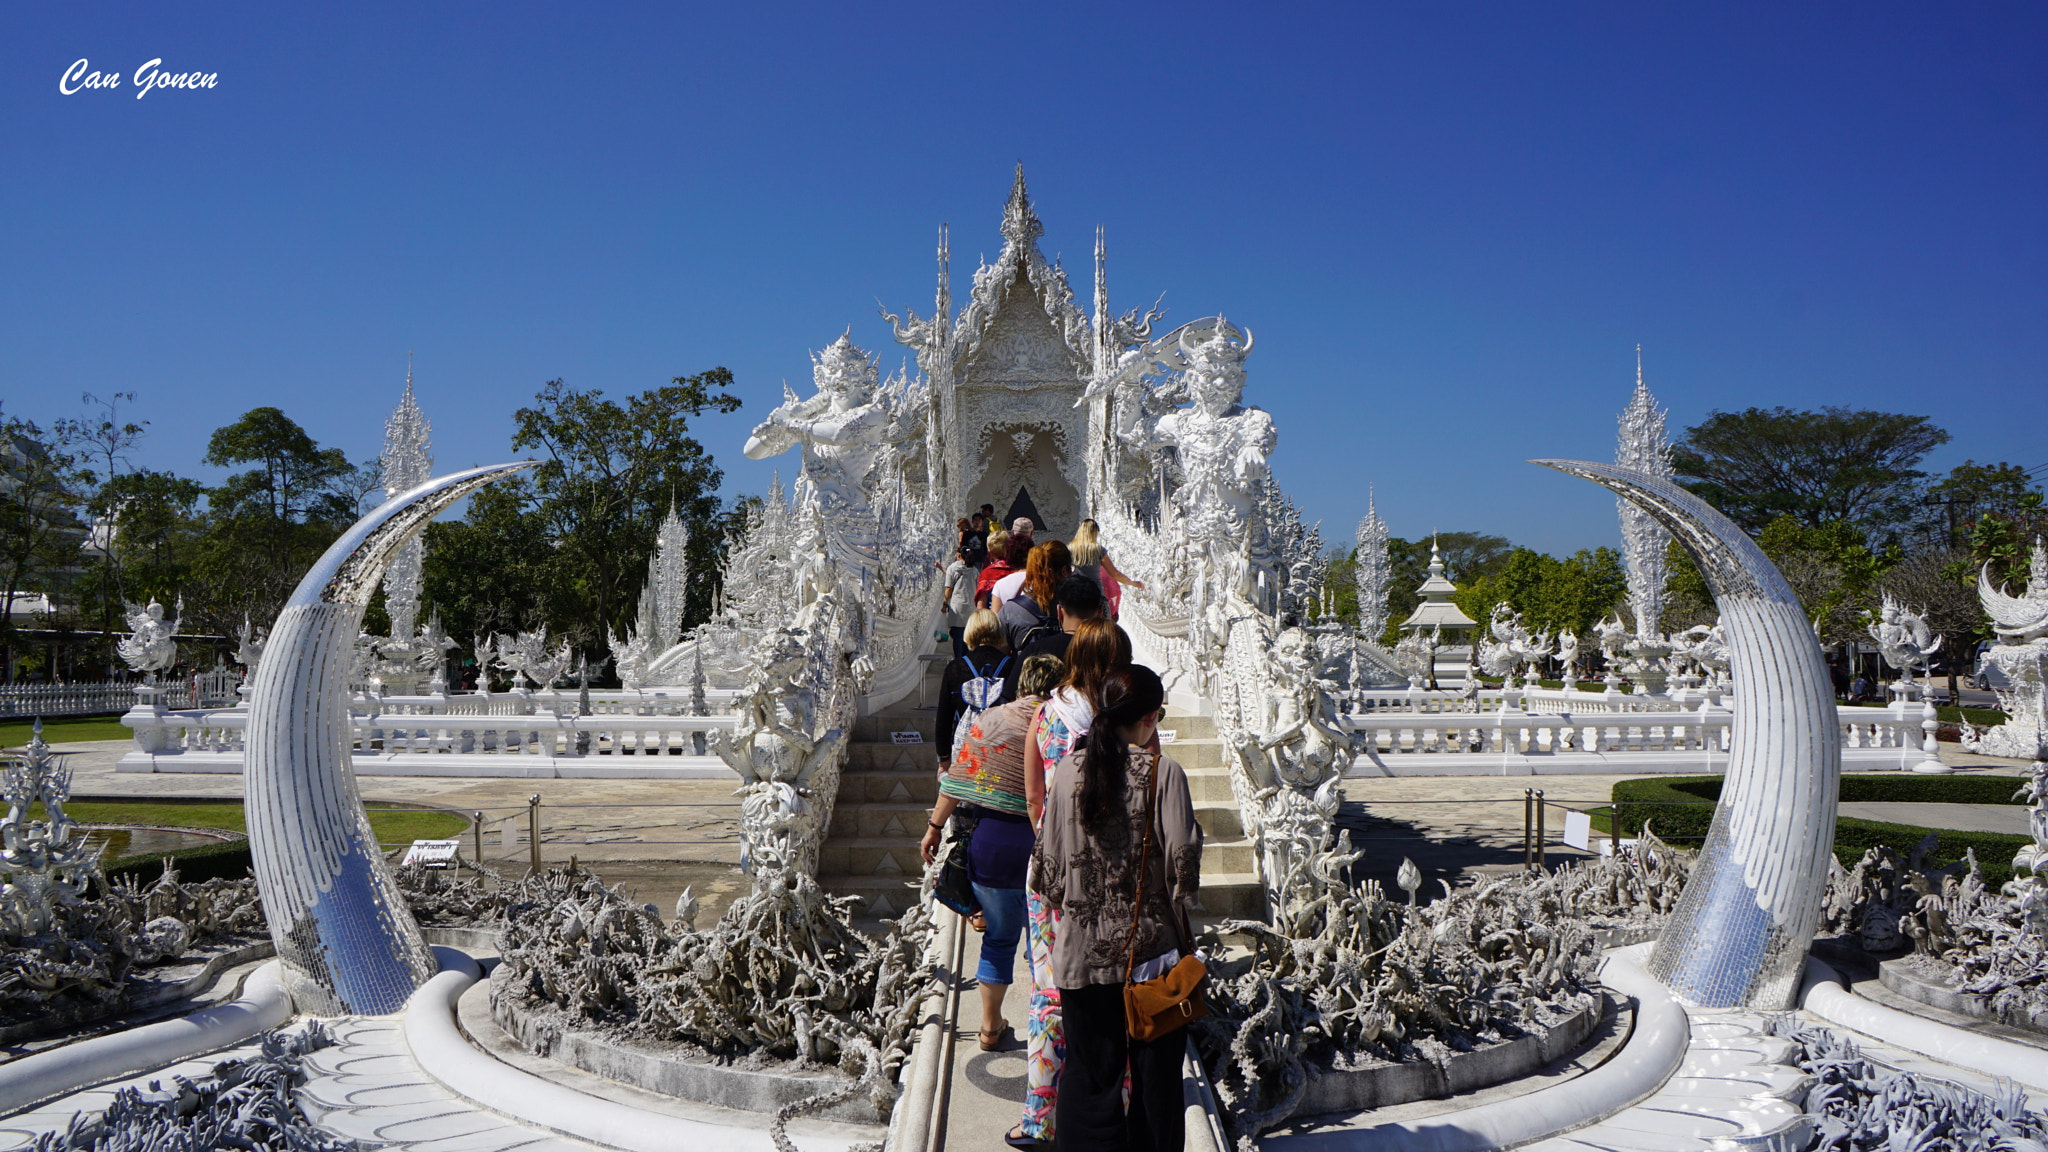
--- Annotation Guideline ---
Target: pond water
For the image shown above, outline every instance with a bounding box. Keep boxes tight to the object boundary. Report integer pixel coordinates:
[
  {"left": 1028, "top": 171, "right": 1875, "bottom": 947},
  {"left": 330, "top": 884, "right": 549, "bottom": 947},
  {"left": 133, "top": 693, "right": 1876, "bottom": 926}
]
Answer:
[{"left": 77, "top": 825, "right": 241, "bottom": 864}]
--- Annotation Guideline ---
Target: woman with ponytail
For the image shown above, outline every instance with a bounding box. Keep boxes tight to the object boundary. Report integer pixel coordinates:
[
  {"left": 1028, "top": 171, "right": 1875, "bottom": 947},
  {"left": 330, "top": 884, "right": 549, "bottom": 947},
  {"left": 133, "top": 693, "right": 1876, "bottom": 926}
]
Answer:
[
  {"left": 1009, "top": 618, "right": 1132, "bottom": 1148},
  {"left": 1031, "top": 664, "right": 1200, "bottom": 1152}
]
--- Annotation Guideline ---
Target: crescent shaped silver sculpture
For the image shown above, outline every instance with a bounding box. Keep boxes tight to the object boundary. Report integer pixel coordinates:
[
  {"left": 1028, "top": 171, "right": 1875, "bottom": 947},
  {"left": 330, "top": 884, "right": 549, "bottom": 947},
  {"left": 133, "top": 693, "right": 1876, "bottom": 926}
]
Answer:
[
  {"left": 244, "top": 462, "right": 536, "bottom": 1015},
  {"left": 1534, "top": 459, "right": 1841, "bottom": 1009}
]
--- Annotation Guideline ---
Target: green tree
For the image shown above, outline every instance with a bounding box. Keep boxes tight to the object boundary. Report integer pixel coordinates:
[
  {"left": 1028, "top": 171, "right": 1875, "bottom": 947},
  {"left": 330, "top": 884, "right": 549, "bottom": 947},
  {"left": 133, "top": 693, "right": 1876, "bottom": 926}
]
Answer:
[
  {"left": 187, "top": 408, "right": 357, "bottom": 635},
  {"left": 501, "top": 369, "right": 743, "bottom": 656},
  {"left": 1672, "top": 406, "right": 1949, "bottom": 536},
  {"left": 1755, "top": 515, "right": 1894, "bottom": 646},
  {"left": 1455, "top": 546, "right": 1627, "bottom": 647},
  {"left": 55, "top": 391, "right": 149, "bottom": 657},
  {"left": 420, "top": 482, "right": 552, "bottom": 654},
  {"left": 0, "top": 414, "right": 86, "bottom": 680},
  {"left": 1923, "top": 460, "right": 2042, "bottom": 548}
]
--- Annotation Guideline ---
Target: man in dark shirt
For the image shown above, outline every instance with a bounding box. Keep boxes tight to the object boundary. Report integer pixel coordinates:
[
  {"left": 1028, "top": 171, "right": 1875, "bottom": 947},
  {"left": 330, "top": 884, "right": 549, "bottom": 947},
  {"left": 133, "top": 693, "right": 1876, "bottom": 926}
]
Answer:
[{"left": 999, "top": 574, "right": 1106, "bottom": 703}]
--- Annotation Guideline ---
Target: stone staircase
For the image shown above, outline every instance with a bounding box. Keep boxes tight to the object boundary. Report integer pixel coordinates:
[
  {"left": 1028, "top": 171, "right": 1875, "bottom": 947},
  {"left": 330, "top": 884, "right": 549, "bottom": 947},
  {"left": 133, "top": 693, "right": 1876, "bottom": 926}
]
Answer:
[{"left": 816, "top": 652, "right": 1266, "bottom": 922}]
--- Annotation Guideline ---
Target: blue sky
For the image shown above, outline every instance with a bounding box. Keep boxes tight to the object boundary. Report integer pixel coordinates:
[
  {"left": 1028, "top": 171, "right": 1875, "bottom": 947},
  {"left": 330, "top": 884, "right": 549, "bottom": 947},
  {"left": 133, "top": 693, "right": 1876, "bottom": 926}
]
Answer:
[{"left": 5, "top": 3, "right": 2043, "bottom": 558}]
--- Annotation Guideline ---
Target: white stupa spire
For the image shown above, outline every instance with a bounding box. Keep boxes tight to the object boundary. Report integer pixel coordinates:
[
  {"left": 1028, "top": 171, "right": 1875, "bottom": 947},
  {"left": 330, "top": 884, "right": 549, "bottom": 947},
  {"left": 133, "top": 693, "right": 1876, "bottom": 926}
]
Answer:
[{"left": 1615, "top": 346, "right": 1673, "bottom": 638}]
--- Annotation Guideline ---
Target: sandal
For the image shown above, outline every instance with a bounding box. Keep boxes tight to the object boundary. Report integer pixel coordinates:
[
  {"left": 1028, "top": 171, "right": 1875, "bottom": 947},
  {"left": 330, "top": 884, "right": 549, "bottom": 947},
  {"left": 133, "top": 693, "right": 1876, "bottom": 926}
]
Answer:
[
  {"left": 979, "top": 1020, "right": 1008, "bottom": 1051},
  {"left": 1004, "top": 1126, "right": 1046, "bottom": 1149},
  {"left": 968, "top": 911, "right": 987, "bottom": 933}
]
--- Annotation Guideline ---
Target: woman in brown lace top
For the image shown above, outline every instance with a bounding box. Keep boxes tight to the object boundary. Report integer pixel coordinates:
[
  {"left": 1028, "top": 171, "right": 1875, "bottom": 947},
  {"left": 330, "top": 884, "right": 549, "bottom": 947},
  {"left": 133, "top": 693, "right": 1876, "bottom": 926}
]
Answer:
[{"left": 1030, "top": 663, "right": 1200, "bottom": 1152}]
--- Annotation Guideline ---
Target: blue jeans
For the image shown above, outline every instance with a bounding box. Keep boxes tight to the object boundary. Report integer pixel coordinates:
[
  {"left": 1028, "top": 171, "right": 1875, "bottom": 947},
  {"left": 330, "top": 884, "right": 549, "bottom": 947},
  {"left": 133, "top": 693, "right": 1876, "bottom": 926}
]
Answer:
[
  {"left": 950, "top": 625, "right": 968, "bottom": 658},
  {"left": 971, "top": 881, "right": 1027, "bottom": 985}
]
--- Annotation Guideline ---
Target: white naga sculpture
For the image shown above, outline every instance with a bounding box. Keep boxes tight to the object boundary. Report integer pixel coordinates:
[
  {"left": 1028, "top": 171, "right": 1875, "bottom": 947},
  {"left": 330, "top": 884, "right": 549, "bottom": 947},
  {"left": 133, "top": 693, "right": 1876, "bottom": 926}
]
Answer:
[
  {"left": 117, "top": 598, "right": 180, "bottom": 679},
  {"left": 712, "top": 626, "right": 848, "bottom": 879},
  {"left": 1961, "top": 538, "right": 2048, "bottom": 762},
  {"left": 233, "top": 615, "right": 267, "bottom": 681},
  {"left": 1867, "top": 591, "right": 1942, "bottom": 693}
]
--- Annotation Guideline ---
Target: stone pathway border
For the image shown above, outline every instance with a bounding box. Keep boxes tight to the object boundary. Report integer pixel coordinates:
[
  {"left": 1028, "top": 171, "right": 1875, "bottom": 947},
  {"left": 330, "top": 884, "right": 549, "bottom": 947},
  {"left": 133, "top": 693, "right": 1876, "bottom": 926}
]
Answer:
[{"left": 0, "top": 960, "right": 291, "bottom": 1115}]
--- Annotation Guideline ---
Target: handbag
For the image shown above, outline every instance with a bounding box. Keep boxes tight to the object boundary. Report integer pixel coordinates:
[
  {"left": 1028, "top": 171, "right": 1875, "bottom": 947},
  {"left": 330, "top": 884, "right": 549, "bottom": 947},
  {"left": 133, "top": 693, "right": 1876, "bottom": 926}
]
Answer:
[
  {"left": 930, "top": 811, "right": 979, "bottom": 919},
  {"left": 1122, "top": 751, "right": 1208, "bottom": 1041}
]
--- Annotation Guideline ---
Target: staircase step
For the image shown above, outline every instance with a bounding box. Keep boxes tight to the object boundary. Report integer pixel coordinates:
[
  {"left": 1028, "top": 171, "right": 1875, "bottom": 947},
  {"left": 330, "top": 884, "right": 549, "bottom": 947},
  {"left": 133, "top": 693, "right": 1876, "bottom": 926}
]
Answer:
[
  {"left": 845, "top": 742, "right": 940, "bottom": 772},
  {"left": 1199, "top": 873, "right": 1267, "bottom": 918},
  {"left": 819, "top": 838, "right": 927, "bottom": 877},
  {"left": 1184, "top": 769, "right": 1236, "bottom": 802},
  {"left": 1194, "top": 804, "right": 1243, "bottom": 840},
  {"left": 828, "top": 801, "right": 934, "bottom": 839},
  {"left": 1199, "top": 838, "right": 1257, "bottom": 873}
]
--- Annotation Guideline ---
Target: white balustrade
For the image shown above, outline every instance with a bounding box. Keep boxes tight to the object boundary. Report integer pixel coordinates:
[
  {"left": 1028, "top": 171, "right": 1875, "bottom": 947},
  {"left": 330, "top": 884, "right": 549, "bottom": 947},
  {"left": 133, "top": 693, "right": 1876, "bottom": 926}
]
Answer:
[
  {"left": 1339, "top": 702, "right": 1927, "bottom": 776},
  {"left": 115, "top": 703, "right": 739, "bottom": 778}
]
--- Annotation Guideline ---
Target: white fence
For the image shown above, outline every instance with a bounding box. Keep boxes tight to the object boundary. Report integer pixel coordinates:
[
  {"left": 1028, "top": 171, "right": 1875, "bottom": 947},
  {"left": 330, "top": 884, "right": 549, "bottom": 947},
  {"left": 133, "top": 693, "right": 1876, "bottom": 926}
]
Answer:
[
  {"left": 119, "top": 705, "right": 740, "bottom": 779},
  {"left": 1341, "top": 701, "right": 1933, "bottom": 776},
  {"left": 1, "top": 669, "right": 242, "bottom": 718}
]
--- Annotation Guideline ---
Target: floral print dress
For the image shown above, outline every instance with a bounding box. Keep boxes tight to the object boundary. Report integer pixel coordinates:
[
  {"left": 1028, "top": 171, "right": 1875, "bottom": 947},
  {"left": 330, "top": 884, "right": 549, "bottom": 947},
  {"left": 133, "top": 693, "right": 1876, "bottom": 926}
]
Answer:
[{"left": 1020, "top": 692, "right": 1088, "bottom": 1140}]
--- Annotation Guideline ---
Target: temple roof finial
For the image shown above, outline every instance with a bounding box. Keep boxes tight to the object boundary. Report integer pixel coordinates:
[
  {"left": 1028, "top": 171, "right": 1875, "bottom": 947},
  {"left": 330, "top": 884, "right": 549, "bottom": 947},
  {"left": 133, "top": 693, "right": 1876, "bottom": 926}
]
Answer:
[{"left": 1000, "top": 163, "right": 1044, "bottom": 249}]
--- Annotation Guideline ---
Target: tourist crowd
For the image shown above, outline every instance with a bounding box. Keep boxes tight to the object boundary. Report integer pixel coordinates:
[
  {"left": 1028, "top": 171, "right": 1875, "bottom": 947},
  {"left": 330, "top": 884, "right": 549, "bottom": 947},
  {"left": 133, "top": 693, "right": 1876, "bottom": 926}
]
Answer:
[{"left": 925, "top": 508, "right": 1195, "bottom": 1152}]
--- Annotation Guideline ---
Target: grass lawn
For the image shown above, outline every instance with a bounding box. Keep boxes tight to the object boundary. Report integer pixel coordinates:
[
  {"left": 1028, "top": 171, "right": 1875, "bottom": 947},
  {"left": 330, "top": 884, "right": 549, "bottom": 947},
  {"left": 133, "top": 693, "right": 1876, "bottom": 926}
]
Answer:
[
  {"left": 35, "top": 800, "right": 468, "bottom": 853},
  {"left": 2, "top": 714, "right": 133, "bottom": 746},
  {"left": 1842, "top": 700, "right": 2008, "bottom": 727}
]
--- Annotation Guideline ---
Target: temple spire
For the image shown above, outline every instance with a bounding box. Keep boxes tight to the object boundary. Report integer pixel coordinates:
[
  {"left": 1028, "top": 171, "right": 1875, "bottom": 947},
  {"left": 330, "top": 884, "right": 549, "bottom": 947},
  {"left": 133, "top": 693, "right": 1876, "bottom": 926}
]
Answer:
[
  {"left": 935, "top": 223, "right": 951, "bottom": 326},
  {"left": 1000, "top": 163, "right": 1044, "bottom": 250},
  {"left": 1092, "top": 225, "right": 1109, "bottom": 378}
]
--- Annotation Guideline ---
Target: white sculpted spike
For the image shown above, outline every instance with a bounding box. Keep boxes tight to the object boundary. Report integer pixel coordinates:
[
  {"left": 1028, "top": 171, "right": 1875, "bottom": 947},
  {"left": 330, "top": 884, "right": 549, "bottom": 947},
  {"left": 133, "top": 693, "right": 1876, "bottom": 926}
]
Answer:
[
  {"left": 245, "top": 461, "right": 534, "bottom": 1015},
  {"left": 1959, "top": 538, "right": 2048, "bottom": 761},
  {"left": 1354, "top": 487, "right": 1391, "bottom": 641},
  {"left": 1615, "top": 349, "right": 1672, "bottom": 638},
  {"left": 1538, "top": 458, "right": 1841, "bottom": 1009},
  {"left": 379, "top": 362, "right": 434, "bottom": 640},
  {"left": 652, "top": 500, "right": 690, "bottom": 649}
]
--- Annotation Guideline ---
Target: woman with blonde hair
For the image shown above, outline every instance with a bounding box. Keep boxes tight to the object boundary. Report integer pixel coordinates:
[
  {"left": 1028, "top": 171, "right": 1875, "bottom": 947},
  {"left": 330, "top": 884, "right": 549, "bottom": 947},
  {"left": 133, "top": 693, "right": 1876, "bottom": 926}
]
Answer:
[
  {"left": 1069, "top": 518, "right": 1143, "bottom": 621},
  {"left": 1009, "top": 618, "right": 1134, "bottom": 1148},
  {"left": 937, "top": 608, "right": 1010, "bottom": 770},
  {"left": 975, "top": 528, "right": 1014, "bottom": 608}
]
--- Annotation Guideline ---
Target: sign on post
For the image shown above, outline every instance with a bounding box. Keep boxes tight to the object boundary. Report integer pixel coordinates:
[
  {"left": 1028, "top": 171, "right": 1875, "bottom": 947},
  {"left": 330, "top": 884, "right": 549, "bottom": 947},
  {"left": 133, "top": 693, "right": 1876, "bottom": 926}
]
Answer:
[
  {"left": 1562, "top": 810, "right": 1592, "bottom": 851},
  {"left": 401, "top": 839, "right": 461, "bottom": 869}
]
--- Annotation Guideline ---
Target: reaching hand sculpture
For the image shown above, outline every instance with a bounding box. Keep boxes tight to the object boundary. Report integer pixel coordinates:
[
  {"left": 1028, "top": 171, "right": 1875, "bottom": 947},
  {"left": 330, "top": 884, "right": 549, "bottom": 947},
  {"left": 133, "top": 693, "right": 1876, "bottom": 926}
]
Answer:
[
  {"left": 1537, "top": 459, "right": 1841, "bottom": 1009},
  {"left": 243, "top": 462, "right": 535, "bottom": 1015}
]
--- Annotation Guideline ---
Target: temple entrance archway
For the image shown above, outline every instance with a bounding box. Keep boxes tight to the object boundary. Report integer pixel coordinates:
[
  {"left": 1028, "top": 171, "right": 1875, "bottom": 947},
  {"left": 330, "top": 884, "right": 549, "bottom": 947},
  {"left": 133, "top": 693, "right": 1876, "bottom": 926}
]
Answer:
[{"left": 965, "top": 421, "right": 1080, "bottom": 538}]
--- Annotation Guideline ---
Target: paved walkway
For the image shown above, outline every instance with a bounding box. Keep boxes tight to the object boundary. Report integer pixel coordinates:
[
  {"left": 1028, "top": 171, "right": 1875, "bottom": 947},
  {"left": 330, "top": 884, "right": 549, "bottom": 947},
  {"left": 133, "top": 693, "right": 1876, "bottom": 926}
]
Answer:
[
  {"left": 46, "top": 739, "right": 752, "bottom": 925},
  {"left": 1838, "top": 801, "right": 2032, "bottom": 836}
]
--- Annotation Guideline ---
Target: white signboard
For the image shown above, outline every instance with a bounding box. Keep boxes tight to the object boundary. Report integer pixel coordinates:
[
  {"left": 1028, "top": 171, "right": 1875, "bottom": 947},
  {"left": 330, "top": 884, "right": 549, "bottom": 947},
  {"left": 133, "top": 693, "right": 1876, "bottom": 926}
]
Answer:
[
  {"left": 1562, "top": 810, "right": 1592, "bottom": 851},
  {"left": 402, "top": 839, "right": 461, "bottom": 869},
  {"left": 1157, "top": 729, "right": 1178, "bottom": 745},
  {"left": 891, "top": 731, "right": 924, "bottom": 745}
]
